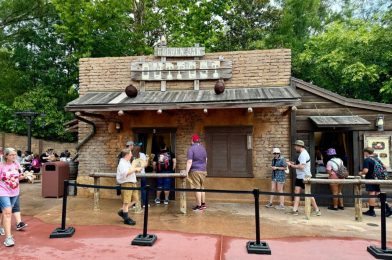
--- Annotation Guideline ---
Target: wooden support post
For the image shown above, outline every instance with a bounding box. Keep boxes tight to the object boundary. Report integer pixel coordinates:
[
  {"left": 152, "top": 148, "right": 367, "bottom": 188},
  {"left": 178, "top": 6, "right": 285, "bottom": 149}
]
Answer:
[
  {"left": 304, "top": 181, "right": 311, "bottom": 220},
  {"left": 93, "top": 177, "right": 100, "bottom": 211},
  {"left": 161, "top": 56, "right": 166, "bottom": 91},
  {"left": 180, "top": 177, "right": 187, "bottom": 214},
  {"left": 135, "top": 179, "right": 142, "bottom": 212},
  {"left": 354, "top": 183, "right": 363, "bottom": 222}
]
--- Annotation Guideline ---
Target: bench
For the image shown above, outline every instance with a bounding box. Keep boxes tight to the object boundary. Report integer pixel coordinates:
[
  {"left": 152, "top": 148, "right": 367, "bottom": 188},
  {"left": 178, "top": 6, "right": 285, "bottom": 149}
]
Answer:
[
  {"left": 88, "top": 172, "right": 188, "bottom": 214},
  {"left": 304, "top": 178, "right": 392, "bottom": 221}
]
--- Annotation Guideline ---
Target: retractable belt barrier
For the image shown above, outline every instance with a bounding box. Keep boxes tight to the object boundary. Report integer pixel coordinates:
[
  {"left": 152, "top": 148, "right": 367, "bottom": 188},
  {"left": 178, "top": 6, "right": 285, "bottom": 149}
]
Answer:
[{"left": 49, "top": 180, "right": 392, "bottom": 258}]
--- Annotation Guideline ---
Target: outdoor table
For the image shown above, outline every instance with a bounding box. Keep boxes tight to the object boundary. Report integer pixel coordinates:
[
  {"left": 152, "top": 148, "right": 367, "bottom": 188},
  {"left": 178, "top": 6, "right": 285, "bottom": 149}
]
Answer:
[
  {"left": 88, "top": 172, "right": 188, "bottom": 213},
  {"left": 304, "top": 178, "right": 392, "bottom": 221}
]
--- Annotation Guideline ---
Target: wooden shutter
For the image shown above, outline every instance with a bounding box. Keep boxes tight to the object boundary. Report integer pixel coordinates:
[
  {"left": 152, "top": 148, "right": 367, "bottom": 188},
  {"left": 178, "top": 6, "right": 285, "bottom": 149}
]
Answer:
[{"left": 206, "top": 127, "right": 253, "bottom": 178}]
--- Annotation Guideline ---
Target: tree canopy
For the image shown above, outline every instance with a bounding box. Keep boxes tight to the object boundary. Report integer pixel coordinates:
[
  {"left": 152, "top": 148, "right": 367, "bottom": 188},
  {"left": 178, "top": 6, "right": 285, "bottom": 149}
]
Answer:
[{"left": 0, "top": 0, "right": 391, "bottom": 142}]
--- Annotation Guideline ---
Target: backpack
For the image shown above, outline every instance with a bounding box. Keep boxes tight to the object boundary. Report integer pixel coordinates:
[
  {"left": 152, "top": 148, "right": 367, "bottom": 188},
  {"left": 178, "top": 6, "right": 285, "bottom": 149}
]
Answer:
[
  {"left": 330, "top": 158, "right": 349, "bottom": 179},
  {"left": 157, "top": 151, "right": 172, "bottom": 172},
  {"left": 370, "top": 157, "right": 388, "bottom": 180}
]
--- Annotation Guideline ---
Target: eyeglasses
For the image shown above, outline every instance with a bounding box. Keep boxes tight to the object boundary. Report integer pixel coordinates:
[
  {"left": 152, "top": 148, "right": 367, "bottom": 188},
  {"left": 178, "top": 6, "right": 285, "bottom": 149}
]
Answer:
[{"left": 273, "top": 153, "right": 280, "bottom": 155}]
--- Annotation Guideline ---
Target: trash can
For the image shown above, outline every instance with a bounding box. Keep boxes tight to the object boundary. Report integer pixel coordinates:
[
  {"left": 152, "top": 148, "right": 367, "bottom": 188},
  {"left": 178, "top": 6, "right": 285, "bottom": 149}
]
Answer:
[{"left": 42, "top": 161, "right": 70, "bottom": 198}]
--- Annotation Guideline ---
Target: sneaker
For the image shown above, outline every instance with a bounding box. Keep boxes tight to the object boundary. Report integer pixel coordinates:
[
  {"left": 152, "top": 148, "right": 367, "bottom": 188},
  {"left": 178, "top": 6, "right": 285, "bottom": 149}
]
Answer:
[
  {"left": 275, "top": 204, "right": 285, "bottom": 210},
  {"left": 338, "top": 206, "right": 345, "bottom": 210},
  {"left": 117, "top": 209, "right": 124, "bottom": 218},
  {"left": 201, "top": 203, "right": 207, "bottom": 209},
  {"left": 164, "top": 199, "right": 169, "bottom": 205},
  {"left": 363, "top": 210, "right": 376, "bottom": 217},
  {"left": 327, "top": 206, "right": 338, "bottom": 211},
  {"left": 16, "top": 222, "right": 28, "bottom": 231},
  {"left": 3, "top": 236, "right": 14, "bottom": 247},
  {"left": 192, "top": 205, "right": 203, "bottom": 212},
  {"left": 386, "top": 210, "right": 391, "bottom": 218},
  {"left": 142, "top": 204, "right": 151, "bottom": 208},
  {"left": 0, "top": 228, "right": 4, "bottom": 236},
  {"left": 265, "top": 202, "right": 273, "bottom": 208},
  {"left": 124, "top": 218, "right": 136, "bottom": 225},
  {"left": 154, "top": 198, "right": 161, "bottom": 204},
  {"left": 287, "top": 210, "right": 299, "bottom": 216},
  {"left": 313, "top": 210, "right": 322, "bottom": 216}
]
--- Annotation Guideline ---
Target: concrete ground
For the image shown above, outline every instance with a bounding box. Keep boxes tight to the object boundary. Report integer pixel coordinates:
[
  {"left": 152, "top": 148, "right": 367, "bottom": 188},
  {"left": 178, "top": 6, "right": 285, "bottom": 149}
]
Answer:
[
  {"left": 20, "top": 182, "right": 391, "bottom": 241},
  {"left": 7, "top": 182, "right": 391, "bottom": 259}
]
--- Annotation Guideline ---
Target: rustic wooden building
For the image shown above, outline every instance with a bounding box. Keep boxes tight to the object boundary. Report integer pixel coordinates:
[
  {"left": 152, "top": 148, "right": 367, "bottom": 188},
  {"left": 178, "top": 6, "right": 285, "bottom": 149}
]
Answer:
[
  {"left": 66, "top": 47, "right": 392, "bottom": 203},
  {"left": 66, "top": 48, "right": 300, "bottom": 200}
]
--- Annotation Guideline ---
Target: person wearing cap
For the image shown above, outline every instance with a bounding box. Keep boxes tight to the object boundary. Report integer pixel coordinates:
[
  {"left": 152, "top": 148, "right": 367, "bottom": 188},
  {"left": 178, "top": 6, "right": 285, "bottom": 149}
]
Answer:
[
  {"left": 116, "top": 148, "right": 140, "bottom": 225},
  {"left": 287, "top": 140, "right": 321, "bottom": 216},
  {"left": 186, "top": 134, "right": 208, "bottom": 212},
  {"left": 359, "top": 147, "right": 383, "bottom": 217},
  {"left": 325, "top": 148, "right": 345, "bottom": 210},
  {"left": 265, "top": 148, "right": 288, "bottom": 210}
]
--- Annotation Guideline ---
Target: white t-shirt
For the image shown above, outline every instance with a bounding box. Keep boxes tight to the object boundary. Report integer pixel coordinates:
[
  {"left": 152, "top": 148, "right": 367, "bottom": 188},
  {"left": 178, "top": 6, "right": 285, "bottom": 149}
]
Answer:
[
  {"left": 296, "top": 149, "right": 311, "bottom": 179},
  {"left": 116, "top": 158, "right": 137, "bottom": 184}
]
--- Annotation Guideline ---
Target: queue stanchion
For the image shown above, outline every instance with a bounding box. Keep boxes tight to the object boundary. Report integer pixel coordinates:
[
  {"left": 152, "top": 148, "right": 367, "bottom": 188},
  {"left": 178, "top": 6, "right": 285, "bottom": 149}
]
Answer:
[
  {"left": 132, "top": 185, "right": 157, "bottom": 246},
  {"left": 247, "top": 188, "right": 271, "bottom": 255},
  {"left": 50, "top": 180, "right": 76, "bottom": 238},
  {"left": 367, "top": 192, "right": 392, "bottom": 259}
]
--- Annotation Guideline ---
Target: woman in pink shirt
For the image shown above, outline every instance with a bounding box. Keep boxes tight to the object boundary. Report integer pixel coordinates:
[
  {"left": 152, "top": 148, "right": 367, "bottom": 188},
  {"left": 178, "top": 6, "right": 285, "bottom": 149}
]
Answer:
[
  {"left": 325, "top": 148, "right": 344, "bottom": 211},
  {"left": 0, "top": 148, "right": 24, "bottom": 247}
]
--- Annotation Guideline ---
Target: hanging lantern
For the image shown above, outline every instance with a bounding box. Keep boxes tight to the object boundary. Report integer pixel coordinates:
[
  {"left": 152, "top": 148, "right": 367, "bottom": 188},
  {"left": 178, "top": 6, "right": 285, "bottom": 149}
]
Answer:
[
  {"left": 125, "top": 84, "right": 138, "bottom": 98},
  {"left": 214, "top": 79, "right": 225, "bottom": 95}
]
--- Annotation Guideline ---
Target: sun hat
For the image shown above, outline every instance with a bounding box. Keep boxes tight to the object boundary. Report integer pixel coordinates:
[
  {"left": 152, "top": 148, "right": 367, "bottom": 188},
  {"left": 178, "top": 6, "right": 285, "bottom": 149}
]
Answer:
[
  {"left": 272, "top": 148, "right": 281, "bottom": 154},
  {"left": 192, "top": 134, "right": 200, "bottom": 142},
  {"left": 326, "top": 148, "right": 337, "bottom": 156},
  {"left": 294, "top": 140, "right": 305, "bottom": 147}
]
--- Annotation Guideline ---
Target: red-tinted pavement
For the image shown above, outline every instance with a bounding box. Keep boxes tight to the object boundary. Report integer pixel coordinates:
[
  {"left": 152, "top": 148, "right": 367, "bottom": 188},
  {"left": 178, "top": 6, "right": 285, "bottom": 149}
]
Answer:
[{"left": 2, "top": 216, "right": 389, "bottom": 260}]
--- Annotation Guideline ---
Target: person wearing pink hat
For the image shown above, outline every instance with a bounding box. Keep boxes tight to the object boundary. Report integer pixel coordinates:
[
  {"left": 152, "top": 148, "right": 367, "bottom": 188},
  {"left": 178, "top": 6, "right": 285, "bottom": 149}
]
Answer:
[
  {"left": 186, "top": 134, "right": 207, "bottom": 212},
  {"left": 325, "top": 148, "right": 345, "bottom": 210}
]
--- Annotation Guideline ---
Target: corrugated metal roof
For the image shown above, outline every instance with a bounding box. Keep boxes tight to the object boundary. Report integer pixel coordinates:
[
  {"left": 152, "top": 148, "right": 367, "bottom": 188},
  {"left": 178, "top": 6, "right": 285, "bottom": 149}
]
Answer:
[
  {"left": 66, "top": 86, "right": 301, "bottom": 111},
  {"left": 309, "top": 116, "right": 371, "bottom": 127}
]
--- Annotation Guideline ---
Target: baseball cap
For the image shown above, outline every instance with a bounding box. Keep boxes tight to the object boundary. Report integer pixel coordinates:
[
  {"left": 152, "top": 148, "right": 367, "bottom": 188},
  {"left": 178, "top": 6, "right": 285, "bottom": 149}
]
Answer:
[
  {"left": 272, "top": 148, "right": 281, "bottom": 154},
  {"left": 126, "top": 141, "right": 134, "bottom": 146},
  {"left": 192, "top": 134, "right": 200, "bottom": 142},
  {"left": 364, "top": 147, "right": 374, "bottom": 154},
  {"left": 294, "top": 140, "right": 305, "bottom": 147}
]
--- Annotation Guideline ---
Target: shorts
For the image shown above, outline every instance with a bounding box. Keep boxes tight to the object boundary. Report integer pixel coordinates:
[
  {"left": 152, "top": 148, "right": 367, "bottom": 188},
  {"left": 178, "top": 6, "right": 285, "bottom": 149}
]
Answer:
[
  {"left": 121, "top": 183, "right": 139, "bottom": 204},
  {"left": 294, "top": 178, "right": 305, "bottom": 189},
  {"left": 157, "top": 178, "right": 172, "bottom": 190},
  {"left": 366, "top": 184, "right": 380, "bottom": 192},
  {"left": 0, "top": 196, "right": 18, "bottom": 211},
  {"left": 272, "top": 172, "right": 286, "bottom": 183},
  {"left": 188, "top": 171, "right": 207, "bottom": 189},
  {"left": 0, "top": 196, "right": 20, "bottom": 214}
]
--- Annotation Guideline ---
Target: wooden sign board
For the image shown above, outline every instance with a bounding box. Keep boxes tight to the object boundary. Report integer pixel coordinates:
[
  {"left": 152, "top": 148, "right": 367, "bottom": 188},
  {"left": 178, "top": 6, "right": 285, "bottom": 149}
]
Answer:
[
  {"left": 154, "top": 47, "right": 205, "bottom": 57},
  {"left": 131, "top": 60, "right": 232, "bottom": 81}
]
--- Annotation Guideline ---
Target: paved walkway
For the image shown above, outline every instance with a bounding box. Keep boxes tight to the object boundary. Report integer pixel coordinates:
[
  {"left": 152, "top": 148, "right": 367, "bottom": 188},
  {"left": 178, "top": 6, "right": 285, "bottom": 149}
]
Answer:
[{"left": 2, "top": 216, "right": 388, "bottom": 260}]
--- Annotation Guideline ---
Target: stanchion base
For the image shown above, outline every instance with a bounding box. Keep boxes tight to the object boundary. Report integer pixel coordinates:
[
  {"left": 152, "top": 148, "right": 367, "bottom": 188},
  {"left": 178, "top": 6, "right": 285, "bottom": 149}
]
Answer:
[
  {"left": 246, "top": 241, "right": 271, "bottom": 255},
  {"left": 131, "top": 234, "right": 157, "bottom": 246},
  {"left": 50, "top": 227, "right": 75, "bottom": 238},
  {"left": 367, "top": 245, "right": 392, "bottom": 259}
]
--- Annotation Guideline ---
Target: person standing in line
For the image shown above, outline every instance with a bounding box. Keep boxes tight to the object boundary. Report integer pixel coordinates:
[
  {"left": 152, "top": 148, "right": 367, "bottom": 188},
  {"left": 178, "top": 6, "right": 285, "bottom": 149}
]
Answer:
[
  {"left": 360, "top": 147, "right": 383, "bottom": 217},
  {"left": 186, "top": 134, "right": 208, "bottom": 212},
  {"left": 117, "top": 140, "right": 134, "bottom": 164},
  {"left": 265, "top": 147, "right": 288, "bottom": 210},
  {"left": 132, "top": 143, "right": 148, "bottom": 207},
  {"left": 0, "top": 148, "right": 26, "bottom": 247},
  {"left": 287, "top": 140, "right": 321, "bottom": 216},
  {"left": 153, "top": 143, "right": 176, "bottom": 205},
  {"left": 116, "top": 148, "right": 140, "bottom": 225},
  {"left": 325, "top": 148, "right": 345, "bottom": 210}
]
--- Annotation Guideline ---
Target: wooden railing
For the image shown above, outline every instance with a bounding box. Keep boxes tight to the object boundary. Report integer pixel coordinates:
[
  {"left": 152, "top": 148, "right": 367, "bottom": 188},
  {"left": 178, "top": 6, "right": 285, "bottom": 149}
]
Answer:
[
  {"left": 88, "top": 172, "right": 188, "bottom": 213},
  {"left": 304, "top": 178, "right": 392, "bottom": 221}
]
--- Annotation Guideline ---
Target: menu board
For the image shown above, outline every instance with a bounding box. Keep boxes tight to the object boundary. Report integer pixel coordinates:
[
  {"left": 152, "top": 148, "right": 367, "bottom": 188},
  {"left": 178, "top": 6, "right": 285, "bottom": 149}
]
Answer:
[{"left": 364, "top": 135, "right": 391, "bottom": 169}]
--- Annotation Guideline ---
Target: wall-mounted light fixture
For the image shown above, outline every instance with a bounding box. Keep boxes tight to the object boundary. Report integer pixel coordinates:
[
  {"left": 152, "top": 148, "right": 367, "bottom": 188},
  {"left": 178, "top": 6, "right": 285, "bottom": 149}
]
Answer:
[
  {"left": 157, "top": 109, "right": 163, "bottom": 114},
  {"left": 115, "top": 122, "right": 122, "bottom": 132},
  {"left": 291, "top": 106, "right": 297, "bottom": 111},
  {"left": 376, "top": 114, "right": 384, "bottom": 131},
  {"left": 247, "top": 107, "right": 253, "bottom": 113},
  {"left": 203, "top": 108, "right": 208, "bottom": 114},
  {"left": 118, "top": 110, "right": 124, "bottom": 116}
]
